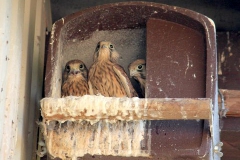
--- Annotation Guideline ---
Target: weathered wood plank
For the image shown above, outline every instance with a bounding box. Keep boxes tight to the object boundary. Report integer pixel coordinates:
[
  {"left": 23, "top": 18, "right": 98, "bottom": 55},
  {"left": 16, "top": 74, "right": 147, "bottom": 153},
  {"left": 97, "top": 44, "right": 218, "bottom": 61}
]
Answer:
[
  {"left": 219, "top": 89, "right": 240, "bottom": 117},
  {"left": 40, "top": 96, "right": 212, "bottom": 121}
]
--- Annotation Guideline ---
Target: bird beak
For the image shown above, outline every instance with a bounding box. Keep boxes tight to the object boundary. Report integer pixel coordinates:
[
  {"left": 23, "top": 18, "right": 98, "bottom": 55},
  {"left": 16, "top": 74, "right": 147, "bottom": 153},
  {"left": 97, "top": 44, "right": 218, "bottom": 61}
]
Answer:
[
  {"left": 129, "top": 70, "right": 138, "bottom": 77},
  {"left": 102, "top": 44, "right": 107, "bottom": 48},
  {"left": 70, "top": 69, "right": 80, "bottom": 75}
]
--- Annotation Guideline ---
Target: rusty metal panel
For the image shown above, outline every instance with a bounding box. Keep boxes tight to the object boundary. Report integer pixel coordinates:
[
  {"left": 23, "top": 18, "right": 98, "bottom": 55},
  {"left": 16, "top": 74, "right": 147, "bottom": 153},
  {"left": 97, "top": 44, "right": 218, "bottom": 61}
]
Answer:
[
  {"left": 145, "top": 17, "right": 214, "bottom": 159},
  {"left": 146, "top": 18, "right": 206, "bottom": 98}
]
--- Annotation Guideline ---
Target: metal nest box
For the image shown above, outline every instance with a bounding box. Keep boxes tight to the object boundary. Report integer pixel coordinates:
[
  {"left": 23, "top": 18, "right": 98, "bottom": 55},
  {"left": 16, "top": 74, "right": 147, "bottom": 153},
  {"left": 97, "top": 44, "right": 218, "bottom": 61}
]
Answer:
[{"left": 41, "top": 2, "right": 220, "bottom": 160}]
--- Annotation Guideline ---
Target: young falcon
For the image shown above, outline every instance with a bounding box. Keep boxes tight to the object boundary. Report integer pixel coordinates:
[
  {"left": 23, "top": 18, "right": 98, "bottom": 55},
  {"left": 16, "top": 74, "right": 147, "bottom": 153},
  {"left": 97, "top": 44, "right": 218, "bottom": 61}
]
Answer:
[
  {"left": 61, "top": 59, "right": 89, "bottom": 97},
  {"left": 88, "top": 41, "right": 138, "bottom": 97},
  {"left": 128, "top": 59, "right": 146, "bottom": 97}
]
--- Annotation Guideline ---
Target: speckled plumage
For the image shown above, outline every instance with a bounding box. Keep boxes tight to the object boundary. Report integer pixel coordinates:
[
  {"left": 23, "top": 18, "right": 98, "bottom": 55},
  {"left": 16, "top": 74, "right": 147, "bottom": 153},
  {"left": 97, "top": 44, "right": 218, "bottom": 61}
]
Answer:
[
  {"left": 61, "top": 59, "right": 89, "bottom": 97},
  {"left": 88, "top": 41, "right": 137, "bottom": 97},
  {"left": 128, "top": 59, "right": 146, "bottom": 97}
]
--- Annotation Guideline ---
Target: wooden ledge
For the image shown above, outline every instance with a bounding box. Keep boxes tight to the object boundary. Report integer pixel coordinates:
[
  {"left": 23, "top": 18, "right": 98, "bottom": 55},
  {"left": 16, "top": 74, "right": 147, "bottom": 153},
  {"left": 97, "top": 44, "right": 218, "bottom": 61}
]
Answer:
[
  {"left": 40, "top": 95, "right": 212, "bottom": 121},
  {"left": 219, "top": 89, "right": 240, "bottom": 117}
]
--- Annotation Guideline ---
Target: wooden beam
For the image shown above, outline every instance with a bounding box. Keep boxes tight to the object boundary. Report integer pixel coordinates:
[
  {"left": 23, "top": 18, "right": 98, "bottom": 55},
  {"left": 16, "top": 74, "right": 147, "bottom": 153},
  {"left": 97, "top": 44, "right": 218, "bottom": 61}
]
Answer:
[
  {"left": 219, "top": 89, "right": 240, "bottom": 117},
  {"left": 41, "top": 96, "right": 212, "bottom": 121}
]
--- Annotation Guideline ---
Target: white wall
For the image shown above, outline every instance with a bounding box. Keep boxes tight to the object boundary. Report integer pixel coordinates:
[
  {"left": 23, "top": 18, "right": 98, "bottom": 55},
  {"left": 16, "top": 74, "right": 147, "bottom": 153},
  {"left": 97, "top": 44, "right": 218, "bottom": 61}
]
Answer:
[
  {"left": 0, "top": 0, "right": 26, "bottom": 159},
  {"left": 0, "top": 0, "right": 49, "bottom": 159}
]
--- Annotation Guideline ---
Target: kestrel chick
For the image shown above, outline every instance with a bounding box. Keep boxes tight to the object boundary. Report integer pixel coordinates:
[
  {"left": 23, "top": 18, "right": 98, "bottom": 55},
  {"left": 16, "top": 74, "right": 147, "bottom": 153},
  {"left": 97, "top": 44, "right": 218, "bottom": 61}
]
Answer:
[
  {"left": 128, "top": 59, "right": 146, "bottom": 97},
  {"left": 88, "top": 41, "right": 137, "bottom": 97},
  {"left": 61, "top": 59, "right": 89, "bottom": 97}
]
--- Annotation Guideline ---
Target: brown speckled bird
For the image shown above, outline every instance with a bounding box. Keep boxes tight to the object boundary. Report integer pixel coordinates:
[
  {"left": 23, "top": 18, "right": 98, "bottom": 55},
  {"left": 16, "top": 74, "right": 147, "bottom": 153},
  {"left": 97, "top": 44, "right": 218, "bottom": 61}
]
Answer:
[
  {"left": 128, "top": 59, "right": 146, "bottom": 97},
  {"left": 61, "top": 59, "right": 89, "bottom": 97},
  {"left": 88, "top": 41, "right": 137, "bottom": 97}
]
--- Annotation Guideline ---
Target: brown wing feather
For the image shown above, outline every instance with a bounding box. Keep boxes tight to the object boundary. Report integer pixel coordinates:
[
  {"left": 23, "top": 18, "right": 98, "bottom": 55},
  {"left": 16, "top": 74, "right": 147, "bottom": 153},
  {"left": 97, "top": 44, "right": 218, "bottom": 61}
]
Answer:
[
  {"left": 88, "top": 81, "right": 94, "bottom": 95},
  {"left": 112, "top": 65, "right": 138, "bottom": 97},
  {"left": 88, "top": 61, "right": 128, "bottom": 97}
]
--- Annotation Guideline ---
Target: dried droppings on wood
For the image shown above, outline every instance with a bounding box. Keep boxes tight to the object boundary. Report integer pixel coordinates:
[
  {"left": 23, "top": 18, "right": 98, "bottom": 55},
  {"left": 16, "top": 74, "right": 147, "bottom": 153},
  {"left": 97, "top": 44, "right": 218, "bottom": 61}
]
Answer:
[
  {"left": 40, "top": 95, "right": 212, "bottom": 121},
  {"left": 41, "top": 120, "right": 151, "bottom": 159},
  {"left": 40, "top": 96, "right": 211, "bottom": 158}
]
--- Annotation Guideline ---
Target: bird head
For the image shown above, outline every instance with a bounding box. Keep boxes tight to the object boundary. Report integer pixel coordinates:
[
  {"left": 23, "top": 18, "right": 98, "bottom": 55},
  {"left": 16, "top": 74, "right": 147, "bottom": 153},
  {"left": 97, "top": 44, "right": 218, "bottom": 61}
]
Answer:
[
  {"left": 63, "top": 59, "right": 88, "bottom": 81},
  {"left": 93, "top": 41, "right": 119, "bottom": 63},
  {"left": 128, "top": 59, "right": 146, "bottom": 79}
]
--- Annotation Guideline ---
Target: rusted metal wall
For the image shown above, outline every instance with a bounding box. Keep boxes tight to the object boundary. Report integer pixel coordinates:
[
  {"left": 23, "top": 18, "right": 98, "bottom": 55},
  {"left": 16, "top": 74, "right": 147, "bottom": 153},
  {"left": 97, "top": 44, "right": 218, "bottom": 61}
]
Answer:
[{"left": 217, "top": 32, "right": 240, "bottom": 160}]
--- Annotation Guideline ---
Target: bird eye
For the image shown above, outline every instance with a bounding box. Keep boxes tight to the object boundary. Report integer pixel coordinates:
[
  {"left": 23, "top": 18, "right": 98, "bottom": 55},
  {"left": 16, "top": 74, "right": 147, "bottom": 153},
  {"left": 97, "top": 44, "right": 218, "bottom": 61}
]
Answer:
[
  {"left": 66, "top": 65, "right": 70, "bottom": 72},
  {"left": 109, "top": 44, "right": 114, "bottom": 49},
  {"left": 79, "top": 64, "right": 84, "bottom": 69},
  {"left": 96, "top": 44, "right": 100, "bottom": 51},
  {"left": 137, "top": 65, "right": 143, "bottom": 70}
]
